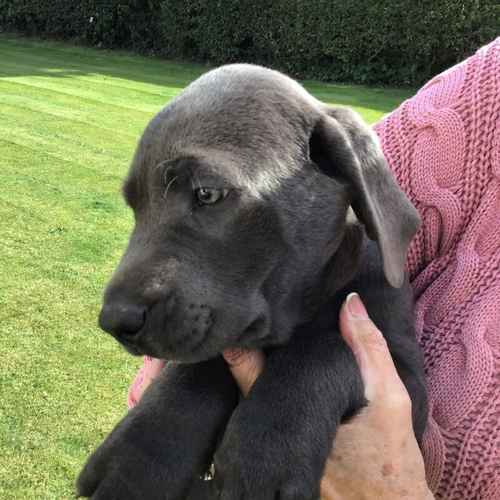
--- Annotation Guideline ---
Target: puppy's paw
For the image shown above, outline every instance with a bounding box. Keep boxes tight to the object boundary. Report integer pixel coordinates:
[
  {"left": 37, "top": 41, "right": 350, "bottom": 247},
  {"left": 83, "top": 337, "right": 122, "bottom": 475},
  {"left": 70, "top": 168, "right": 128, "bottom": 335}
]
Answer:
[
  {"left": 76, "top": 412, "right": 198, "bottom": 500},
  {"left": 214, "top": 406, "right": 322, "bottom": 500}
]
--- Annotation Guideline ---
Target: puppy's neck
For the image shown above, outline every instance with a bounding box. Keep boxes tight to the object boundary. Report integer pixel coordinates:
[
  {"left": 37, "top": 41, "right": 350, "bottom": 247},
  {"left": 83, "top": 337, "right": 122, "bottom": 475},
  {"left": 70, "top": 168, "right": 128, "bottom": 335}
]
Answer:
[
  {"left": 296, "top": 213, "right": 368, "bottom": 323},
  {"left": 324, "top": 219, "right": 366, "bottom": 296},
  {"left": 307, "top": 210, "right": 367, "bottom": 298},
  {"left": 266, "top": 212, "right": 368, "bottom": 344}
]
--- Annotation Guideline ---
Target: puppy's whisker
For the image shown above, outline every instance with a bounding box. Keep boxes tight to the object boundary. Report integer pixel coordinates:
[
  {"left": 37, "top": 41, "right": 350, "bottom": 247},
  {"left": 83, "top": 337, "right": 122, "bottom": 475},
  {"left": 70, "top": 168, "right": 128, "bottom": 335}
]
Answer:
[
  {"left": 162, "top": 175, "right": 178, "bottom": 201},
  {"left": 154, "top": 160, "right": 177, "bottom": 189},
  {"left": 154, "top": 159, "right": 173, "bottom": 172}
]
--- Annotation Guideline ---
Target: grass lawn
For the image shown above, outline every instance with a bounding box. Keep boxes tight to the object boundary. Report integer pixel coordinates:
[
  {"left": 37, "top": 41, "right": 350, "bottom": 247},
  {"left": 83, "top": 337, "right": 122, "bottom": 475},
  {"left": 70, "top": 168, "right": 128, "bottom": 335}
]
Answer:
[{"left": 0, "top": 33, "right": 414, "bottom": 499}]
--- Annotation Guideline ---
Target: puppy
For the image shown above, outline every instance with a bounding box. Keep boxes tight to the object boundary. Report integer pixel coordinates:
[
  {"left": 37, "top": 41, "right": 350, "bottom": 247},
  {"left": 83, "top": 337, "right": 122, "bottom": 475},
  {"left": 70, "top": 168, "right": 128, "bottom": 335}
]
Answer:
[{"left": 77, "top": 64, "right": 428, "bottom": 500}]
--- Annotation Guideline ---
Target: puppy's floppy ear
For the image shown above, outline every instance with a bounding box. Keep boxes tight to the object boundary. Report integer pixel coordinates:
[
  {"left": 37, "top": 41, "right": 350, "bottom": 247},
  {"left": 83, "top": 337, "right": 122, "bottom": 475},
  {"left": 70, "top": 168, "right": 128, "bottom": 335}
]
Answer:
[{"left": 309, "top": 107, "right": 420, "bottom": 288}]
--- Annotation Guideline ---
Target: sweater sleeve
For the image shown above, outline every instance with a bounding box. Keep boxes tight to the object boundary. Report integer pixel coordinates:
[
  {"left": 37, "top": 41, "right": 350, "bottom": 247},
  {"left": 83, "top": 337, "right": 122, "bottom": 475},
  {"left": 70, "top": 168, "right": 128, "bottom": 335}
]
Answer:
[{"left": 374, "top": 38, "right": 500, "bottom": 500}]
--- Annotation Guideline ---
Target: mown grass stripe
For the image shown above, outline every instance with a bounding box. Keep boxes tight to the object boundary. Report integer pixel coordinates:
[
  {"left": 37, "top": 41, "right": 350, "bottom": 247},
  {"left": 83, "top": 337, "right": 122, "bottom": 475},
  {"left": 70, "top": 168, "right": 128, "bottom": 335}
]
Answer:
[
  {"left": 0, "top": 36, "right": 205, "bottom": 84},
  {"left": 0, "top": 73, "right": 165, "bottom": 114},
  {"left": 0, "top": 57, "right": 183, "bottom": 108},
  {"left": 0, "top": 49, "right": 190, "bottom": 97},
  {"left": 1, "top": 80, "right": 150, "bottom": 137},
  {"left": 0, "top": 104, "right": 136, "bottom": 164},
  {"left": 1, "top": 37, "right": 205, "bottom": 72},
  {"left": 0, "top": 127, "right": 129, "bottom": 184}
]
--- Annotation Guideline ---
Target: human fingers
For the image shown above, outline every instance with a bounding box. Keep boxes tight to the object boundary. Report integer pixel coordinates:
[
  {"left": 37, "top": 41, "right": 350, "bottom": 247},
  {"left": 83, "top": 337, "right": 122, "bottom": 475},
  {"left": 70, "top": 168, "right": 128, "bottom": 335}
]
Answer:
[
  {"left": 339, "top": 293, "right": 410, "bottom": 406},
  {"left": 223, "top": 348, "right": 265, "bottom": 397}
]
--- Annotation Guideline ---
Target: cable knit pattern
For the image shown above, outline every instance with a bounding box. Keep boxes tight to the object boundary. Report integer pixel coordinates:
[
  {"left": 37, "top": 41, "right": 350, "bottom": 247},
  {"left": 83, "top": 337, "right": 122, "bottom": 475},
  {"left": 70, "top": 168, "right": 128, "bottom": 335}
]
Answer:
[
  {"left": 374, "top": 38, "right": 500, "bottom": 499},
  {"left": 128, "top": 39, "right": 500, "bottom": 499}
]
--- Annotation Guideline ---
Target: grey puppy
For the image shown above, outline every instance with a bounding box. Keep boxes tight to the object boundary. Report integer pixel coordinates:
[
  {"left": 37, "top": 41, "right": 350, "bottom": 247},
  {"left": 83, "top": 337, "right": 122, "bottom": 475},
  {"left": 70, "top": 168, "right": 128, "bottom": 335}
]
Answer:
[{"left": 77, "top": 64, "right": 427, "bottom": 500}]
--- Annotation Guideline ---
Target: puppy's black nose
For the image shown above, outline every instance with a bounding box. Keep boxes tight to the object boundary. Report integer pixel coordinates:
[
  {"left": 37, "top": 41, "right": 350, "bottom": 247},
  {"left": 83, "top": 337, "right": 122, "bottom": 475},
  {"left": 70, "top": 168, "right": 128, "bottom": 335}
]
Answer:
[{"left": 99, "top": 302, "right": 146, "bottom": 337}]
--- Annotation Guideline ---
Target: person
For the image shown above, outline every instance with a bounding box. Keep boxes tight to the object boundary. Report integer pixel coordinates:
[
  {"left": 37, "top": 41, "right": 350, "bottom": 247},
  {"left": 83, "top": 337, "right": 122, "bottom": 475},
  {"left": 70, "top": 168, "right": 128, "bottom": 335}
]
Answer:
[{"left": 128, "top": 38, "right": 500, "bottom": 499}]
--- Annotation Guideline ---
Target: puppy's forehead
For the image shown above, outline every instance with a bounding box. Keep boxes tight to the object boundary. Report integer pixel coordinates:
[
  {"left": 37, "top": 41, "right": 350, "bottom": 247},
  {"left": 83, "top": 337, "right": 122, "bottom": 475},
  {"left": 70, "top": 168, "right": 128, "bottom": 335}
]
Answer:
[
  {"left": 137, "top": 64, "right": 321, "bottom": 167},
  {"left": 169, "top": 64, "right": 320, "bottom": 137}
]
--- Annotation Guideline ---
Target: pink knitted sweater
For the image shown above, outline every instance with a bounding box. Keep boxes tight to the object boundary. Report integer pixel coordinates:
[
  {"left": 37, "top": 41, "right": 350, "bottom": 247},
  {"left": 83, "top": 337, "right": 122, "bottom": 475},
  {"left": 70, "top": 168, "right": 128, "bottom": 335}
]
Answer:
[
  {"left": 128, "top": 39, "right": 500, "bottom": 499},
  {"left": 374, "top": 38, "right": 500, "bottom": 499}
]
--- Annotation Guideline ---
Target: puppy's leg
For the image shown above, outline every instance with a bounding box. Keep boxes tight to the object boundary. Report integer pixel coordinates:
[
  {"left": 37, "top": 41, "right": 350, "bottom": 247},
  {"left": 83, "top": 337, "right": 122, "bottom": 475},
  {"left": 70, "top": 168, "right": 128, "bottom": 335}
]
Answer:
[
  {"left": 77, "top": 357, "right": 237, "bottom": 500},
  {"left": 215, "top": 330, "right": 365, "bottom": 500}
]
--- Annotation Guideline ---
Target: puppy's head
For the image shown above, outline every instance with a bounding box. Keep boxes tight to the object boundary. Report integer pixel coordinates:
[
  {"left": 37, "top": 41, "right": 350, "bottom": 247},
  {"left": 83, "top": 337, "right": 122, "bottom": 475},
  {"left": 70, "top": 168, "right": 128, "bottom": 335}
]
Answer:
[{"left": 98, "top": 64, "right": 419, "bottom": 361}]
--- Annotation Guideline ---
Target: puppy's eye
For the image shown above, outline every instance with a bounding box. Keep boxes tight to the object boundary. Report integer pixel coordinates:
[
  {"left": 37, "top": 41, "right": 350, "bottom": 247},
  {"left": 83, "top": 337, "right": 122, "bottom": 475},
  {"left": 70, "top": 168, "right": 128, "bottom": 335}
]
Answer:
[{"left": 195, "top": 187, "right": 228, "bottom": 206}]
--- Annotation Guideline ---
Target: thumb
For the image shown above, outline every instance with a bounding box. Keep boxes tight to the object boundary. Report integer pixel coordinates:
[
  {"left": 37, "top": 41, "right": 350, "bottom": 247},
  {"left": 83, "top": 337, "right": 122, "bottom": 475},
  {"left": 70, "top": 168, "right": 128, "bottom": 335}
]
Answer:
[
  {"left": 223, "top": 348, "right": 265, "bottom": 397},
  {"left": 339, "top": 293, "right": 407, "bottom": 402}
]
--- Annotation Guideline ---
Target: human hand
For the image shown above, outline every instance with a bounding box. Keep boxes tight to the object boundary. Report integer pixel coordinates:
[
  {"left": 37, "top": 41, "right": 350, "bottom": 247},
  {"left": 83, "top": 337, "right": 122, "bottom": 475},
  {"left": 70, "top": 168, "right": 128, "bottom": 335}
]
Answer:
[{"left": 223, "top": 293, "right": 433, "bottom": 500}]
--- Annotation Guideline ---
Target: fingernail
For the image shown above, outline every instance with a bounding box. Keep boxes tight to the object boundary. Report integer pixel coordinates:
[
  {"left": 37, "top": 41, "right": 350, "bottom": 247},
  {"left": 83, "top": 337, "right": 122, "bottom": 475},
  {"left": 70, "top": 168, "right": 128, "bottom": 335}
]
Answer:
[{"left": 346, "top": 293, "right": 369, "bottom": 320}]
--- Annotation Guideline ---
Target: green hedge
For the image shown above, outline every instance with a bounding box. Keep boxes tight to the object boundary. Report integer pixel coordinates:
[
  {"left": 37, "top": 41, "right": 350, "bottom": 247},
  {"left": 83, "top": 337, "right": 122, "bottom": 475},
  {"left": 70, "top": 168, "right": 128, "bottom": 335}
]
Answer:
[
  {"left": 0, "top": 0, "right": 162, "bottom": 51},
  {"left": 1, "top": 0, "right": 498, "bottom": 85}
]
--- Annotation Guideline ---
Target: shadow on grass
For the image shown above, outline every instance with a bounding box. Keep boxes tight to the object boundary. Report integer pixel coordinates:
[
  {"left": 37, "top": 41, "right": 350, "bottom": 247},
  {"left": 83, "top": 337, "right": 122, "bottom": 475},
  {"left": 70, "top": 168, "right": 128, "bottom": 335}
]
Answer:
[{"left": 0, "top": 33, "right": 415, "bottom": 116}]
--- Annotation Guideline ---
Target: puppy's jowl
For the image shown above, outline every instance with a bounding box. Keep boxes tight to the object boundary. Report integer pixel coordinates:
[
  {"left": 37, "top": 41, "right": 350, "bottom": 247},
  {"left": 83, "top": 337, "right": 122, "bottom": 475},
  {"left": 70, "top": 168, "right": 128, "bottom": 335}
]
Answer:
[{"left": 78, "top": 65, "right": 428, "bottom": 500}]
